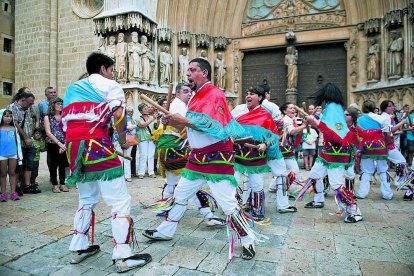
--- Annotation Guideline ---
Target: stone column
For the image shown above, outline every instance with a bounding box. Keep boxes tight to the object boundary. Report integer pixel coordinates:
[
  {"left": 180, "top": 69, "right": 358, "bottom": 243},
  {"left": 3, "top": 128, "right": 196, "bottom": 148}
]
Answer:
[
  {"left": 381, "top": 24, "right": 388, "bottom": 82},
  {"left": 403, "top": 9, "right": 412, "bottom": 78},
  {"left": 190, "top": 34, "right": 197, "bottom": 60},
  {"left": 171, "top": 33, "right": 178, "bottom": 84},
  {"left": 209, "top": 42, "right": 215, "bottom": 86}
]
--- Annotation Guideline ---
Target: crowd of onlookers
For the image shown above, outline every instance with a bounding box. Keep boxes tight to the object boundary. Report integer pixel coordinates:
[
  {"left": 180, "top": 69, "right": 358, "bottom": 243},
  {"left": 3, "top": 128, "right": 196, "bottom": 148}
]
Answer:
[
  {"left": 0, "top": 86, "right": 169, "bottom": 203},
  {"left": 1, "top": 85, "right": 413, "bottom": 203}
]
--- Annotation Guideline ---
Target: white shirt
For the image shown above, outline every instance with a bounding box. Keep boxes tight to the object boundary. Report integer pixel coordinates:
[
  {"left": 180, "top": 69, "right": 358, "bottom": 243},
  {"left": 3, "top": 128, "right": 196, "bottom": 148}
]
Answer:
[
  {"left": 302, "top": 128, "right": 318, "bottom": 149},
  {"left": 230, "top": 104, "right": 249, "bottom": 119},
  {"left": 167, "top": 97, "right": 187, "bottom": 137},
  {"left": 378, "top": 112, "right": 393, "bottom": 132},
  {"left": 262, "top": 99, "right": 281, "bottom": 121},
  {"left": 283, "top": 116, "right": 296, "bottom": 135}
]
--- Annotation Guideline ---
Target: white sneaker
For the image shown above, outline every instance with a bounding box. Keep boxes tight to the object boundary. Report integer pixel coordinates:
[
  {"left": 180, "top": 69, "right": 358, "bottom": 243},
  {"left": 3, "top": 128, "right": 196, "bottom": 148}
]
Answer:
[{"left": 204, "top": 217, "right": 226, "bottom": 227}]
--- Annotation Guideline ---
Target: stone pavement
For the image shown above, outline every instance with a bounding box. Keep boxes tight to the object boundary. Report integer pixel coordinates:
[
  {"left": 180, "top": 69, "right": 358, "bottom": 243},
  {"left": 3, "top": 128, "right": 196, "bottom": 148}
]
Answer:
[{"left": 0, "top": 155, "right": 413, "bottom": 276}]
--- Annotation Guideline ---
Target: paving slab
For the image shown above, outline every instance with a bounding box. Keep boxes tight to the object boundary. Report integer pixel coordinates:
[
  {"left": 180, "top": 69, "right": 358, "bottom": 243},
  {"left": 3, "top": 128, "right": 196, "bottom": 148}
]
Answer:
[
  {"left": 359, "top": 260, "right": 413, "bottom": 276},
  {"left": 161, "top": 247, "right": 209, "bottom": 269},
  {"left": 334, "top": 233, "right": 397, "bottom": 262}
]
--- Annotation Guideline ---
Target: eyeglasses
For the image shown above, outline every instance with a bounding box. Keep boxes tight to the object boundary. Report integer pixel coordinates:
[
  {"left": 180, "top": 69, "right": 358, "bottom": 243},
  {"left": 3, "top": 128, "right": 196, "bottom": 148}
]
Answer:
[
  {"left": 345, "top": 114, "right": 351, "bottom": 116},
  {"left": 55, "top": 102, "right": 63, "bottom": 105}
]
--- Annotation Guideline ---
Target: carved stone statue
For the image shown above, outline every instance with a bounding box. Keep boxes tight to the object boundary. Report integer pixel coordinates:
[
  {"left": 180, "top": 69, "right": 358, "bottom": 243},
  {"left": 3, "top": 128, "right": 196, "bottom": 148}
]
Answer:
[
  {"left": 285, "top": 46, "right": 298, "bottom": 90},
  {"left": 128, "top": 31, "right": 143, "bottom": 82},
  {"left": 98, "top": 37, "right": 106, "bottom": 53},
  {"left": 105, "top": 36, "right": 116, "bottom": 61},
  {"left": 159, "top": 46, "right": 172, "bottom": 86},
  {"left": 178, "top": 48, "right": 189, "bottom": 82},
  {"left": 115, "top": 33, "right": 128, "bottom": 83},
  {"left": 367, "top": 38, "right": 380, "bottom": 81},
  {"left": 214, "top": 52, "right": 226, "bottom": 90},
  {"left": 147, "top": 42, "right": 157, "bottom": 85},
  {"left": 388, "top": 31, "right": 404, "bottom": 78},
  {"left": 140, "top": 35, "right": 151, "bottom": 83},
  {"left": 200, "top": 50, "right": 208, "bottom": 60}
]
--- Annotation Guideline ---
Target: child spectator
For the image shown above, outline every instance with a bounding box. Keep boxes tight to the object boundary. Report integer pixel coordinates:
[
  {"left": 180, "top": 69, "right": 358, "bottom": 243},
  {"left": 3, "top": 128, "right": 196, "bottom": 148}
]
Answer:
[
  {"left": 0, "top": 109, "right": 23, "bottom": 202},
  {"left": 30, "top": 128, "right": 46, "bottom": 186},
  {"left": 302, "top": 126, "right": 318, "bottom": 170}
]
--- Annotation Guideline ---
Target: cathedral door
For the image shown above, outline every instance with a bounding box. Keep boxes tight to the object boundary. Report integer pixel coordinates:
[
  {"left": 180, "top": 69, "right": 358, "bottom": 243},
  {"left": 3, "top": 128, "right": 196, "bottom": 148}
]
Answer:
[{"left": 242, "top": 42, "right": 347, "bottom": 107}]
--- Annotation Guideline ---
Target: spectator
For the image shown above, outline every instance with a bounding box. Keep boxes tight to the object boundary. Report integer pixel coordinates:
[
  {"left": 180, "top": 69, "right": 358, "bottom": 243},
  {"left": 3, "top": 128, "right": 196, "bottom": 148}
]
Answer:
[
  {"left": 38, "top": 87, "right": 57, "bottom": 132},
  {"left": 7, "top": 88, "right": 41, "bottom": 194},
  {"left": 302, "top": 126, "right": 318, "bottom": 171},
  {"left": 114, "top": 106, "right": 136, "bottom": 182},
  {"left": 137, "top": 103, "right": 158, "bottom": 179},
  {"left": 44, "top": 97, "right": 69, "bottom": 193},
  {"left": 126, "top": 107, "right": 138, "bottom": 177},
  {"left": 30, "top": 128, "right": 46, "bottom": 187},
  {"left": 0, "top": 109, "right": 22, "bottom": 202}
]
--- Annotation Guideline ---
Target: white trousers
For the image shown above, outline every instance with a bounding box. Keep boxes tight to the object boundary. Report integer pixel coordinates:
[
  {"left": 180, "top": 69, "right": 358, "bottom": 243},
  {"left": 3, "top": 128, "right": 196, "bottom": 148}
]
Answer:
[
  {"left": 308, "top": 162, "right": 344, "bottom": 203},
  {"left": 268, "top": 158, "right": 290, "bottom": 209},
  {"left": 235, "top": 171, "right": 263, "bottom": 193},
  {"left": 69, "top": 176, "right": 133, "bottom": 260},
  {"left": 115, "top": 145, "right": 132, "bottom": 179},
  {"left": 356, "top": 158, "right": 392, "bottom": 200},
  {"left": 285, "top": 158, "right": 301, "bottom": 181},
  {"left": 312, "top": 165, "right": 355, "bottom": 203},
  {"left": 164, "top": 171, "right": 215, "bottom": 219},
  {"left": 388, "top": 148, "right": 406, "bottom": 164},
  {"left": 138, "top": 140, "right": 156, "bottom": 175},
  {"left": 156, "top": 176, "right": 251, "bottom": 244}
]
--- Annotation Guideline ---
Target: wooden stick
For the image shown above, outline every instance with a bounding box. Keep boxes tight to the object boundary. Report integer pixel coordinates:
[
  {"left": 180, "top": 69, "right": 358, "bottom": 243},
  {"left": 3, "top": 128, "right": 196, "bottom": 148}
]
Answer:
[
  {"left": 140, "top": 94, "right": 171, "bottom": 115},
  {"left": 294, "top": 105, "right": 309, "bottom": 117},
  {"left": 234, "top": 136, "right": 253, "bottom": 142},
  {"left": 117, "top": 151, "right": 132, "bottom": 161},
  {"left": 244, "top": 143, "right": 260, "bottom": 149},
  {"left": 163, "top": 83, "right": 174, "bottom": 130}
]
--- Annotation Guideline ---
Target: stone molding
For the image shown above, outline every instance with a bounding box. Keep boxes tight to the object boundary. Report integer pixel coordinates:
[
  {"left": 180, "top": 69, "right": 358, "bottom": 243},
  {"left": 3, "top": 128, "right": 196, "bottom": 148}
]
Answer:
[
  {"left": 177, "top": 30, "right": 192, "bottom": 45},
  {"left": 213, "top": 36, "right": 229, "bottom": 49},
  {"left": 241, "top": 10, "right": 346, "bottom": 37},
  {"left": 94, "top": 12, "right": 157, "bottom": 36},
  {"left": 72, "top": 0, "right": 103, "bottom": 19},
  {"left": 384, "top": 9, "right": 404, "bottom": 28},
  {"left": 157, "top": 27, "right": 172, "bottom": 42},
  {"left": 353, "top": 85, "right": 414, "bottom": 109},
  {"left": 363, "top": 18, "right": 381, "bottom": 35},
  {"left": 196, "top": 33, "right": 211, "bottom": 47}
]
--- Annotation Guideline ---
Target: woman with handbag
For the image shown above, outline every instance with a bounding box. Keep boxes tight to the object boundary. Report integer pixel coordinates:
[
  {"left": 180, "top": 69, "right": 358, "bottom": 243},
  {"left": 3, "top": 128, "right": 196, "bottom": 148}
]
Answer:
[
  {"left": 114, "top": 106, "right": 137, "bottom": 182},
  {"left": 137, "top": 103, "right": 158, "bottom": 179},
  {"left": 126, "top": 107, "right": 139, "bottom": 178}
]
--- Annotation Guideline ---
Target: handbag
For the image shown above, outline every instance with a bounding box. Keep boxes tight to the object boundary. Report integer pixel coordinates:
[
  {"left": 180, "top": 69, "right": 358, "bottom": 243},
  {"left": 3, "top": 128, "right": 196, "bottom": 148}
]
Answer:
[{"left": 126, "top": 135, "right": 139, "bottom": 146}]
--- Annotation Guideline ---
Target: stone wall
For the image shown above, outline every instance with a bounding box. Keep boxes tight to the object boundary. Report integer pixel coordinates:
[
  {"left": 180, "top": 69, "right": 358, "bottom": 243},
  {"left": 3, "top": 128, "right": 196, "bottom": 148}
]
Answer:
[
  {"left": 56, "top": 0, "right": 97, "bottom": 96},
  {"left": 14, "top": 0, "right": 52, "bottom": 97},
  {"left": 14, "top": 0, "right": 97, "bottom": 101}
]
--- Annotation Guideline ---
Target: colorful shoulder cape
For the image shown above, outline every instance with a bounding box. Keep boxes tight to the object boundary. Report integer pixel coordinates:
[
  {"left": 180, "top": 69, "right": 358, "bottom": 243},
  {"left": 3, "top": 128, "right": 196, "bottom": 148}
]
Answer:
[
  {"left": 316, "top": 102, "right": 355, "bottom": 168},
  {"left": 63, "top": 78, "right": 123, "bottom": 141},
  {"left": 187, "top": 83, "right": 245, "bottom": 140},
  {"left": 356, "top": 114, "right": 387, "bottom": 160},
  {"left": 318, "top": 102, "right": 355, "bottom": 145},
  {"left": 236, "top": 106, "right": 282, "bottom": 160}
]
